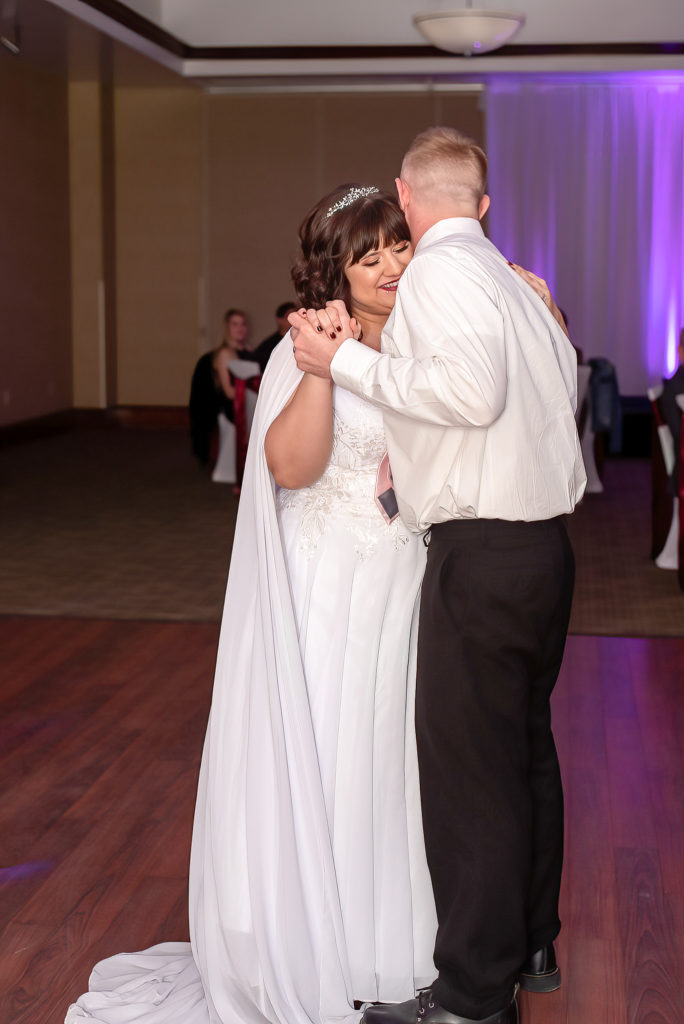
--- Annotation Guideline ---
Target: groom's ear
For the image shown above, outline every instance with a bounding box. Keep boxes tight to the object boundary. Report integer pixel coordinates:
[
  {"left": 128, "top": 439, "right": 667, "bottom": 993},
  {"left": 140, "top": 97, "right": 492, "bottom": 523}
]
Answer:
[
  {"left": 478, "top": 194, "right": 491, "bottom": 220},
  {"left": 395, "top": 177, "right": 409, "bottom": 213}
]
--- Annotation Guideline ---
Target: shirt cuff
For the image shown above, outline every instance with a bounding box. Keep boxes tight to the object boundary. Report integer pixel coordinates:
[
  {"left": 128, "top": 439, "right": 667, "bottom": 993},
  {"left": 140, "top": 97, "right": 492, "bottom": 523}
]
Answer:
[{"left": 331, "top": 338, "right": 380, "bottom": 394}]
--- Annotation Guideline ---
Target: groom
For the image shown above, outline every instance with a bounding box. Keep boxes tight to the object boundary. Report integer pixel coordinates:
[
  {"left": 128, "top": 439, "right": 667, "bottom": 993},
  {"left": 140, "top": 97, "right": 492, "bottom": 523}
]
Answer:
[{"left": 292, "top": 127, "right": 586, "bottom": 1024}]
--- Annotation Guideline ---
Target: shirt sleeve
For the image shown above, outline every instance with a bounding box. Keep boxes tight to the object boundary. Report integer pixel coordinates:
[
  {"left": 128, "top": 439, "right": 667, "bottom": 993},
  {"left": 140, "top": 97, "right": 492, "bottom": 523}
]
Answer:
[{"left": 331, "top": 254, "right": 508, "bottom": 428}]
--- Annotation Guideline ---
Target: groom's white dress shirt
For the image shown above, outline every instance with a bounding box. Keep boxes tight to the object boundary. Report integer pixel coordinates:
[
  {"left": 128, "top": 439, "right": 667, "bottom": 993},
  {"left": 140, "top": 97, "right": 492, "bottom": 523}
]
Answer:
[{"left": 331, "top": 217, "right": 587, "bottom": 533}]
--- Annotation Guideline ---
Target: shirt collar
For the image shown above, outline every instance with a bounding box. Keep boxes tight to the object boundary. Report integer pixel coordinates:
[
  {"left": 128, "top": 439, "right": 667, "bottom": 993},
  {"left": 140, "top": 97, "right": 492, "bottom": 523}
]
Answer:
[{"left": 414, "top": 217, "right": 485, "bottom": 254}]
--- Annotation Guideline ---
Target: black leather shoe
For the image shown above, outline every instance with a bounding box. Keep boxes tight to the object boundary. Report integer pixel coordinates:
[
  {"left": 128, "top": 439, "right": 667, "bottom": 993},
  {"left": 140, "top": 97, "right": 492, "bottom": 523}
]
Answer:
[
  {"left": 518, "top": 943, "right": 561, "bottom": 993},
  {"left": 362, "top": 990, "right": 519, "bottom": 1024},
  {"left": 361, "top": 997, "right": 419, "bottom": 1024}
]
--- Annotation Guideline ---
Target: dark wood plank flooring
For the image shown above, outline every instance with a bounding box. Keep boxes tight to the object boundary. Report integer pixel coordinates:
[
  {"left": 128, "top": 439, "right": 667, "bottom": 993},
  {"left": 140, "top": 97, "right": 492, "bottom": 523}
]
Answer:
[{"left": 1, "top": 618, "right": 683, "bottom": 1024}]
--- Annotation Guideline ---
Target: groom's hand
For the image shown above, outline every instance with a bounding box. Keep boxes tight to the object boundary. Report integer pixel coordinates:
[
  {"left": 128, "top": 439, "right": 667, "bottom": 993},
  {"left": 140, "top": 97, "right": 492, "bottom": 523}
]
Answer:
[{"left": 290, "top": 300, "right": 361, "bottom": 379}]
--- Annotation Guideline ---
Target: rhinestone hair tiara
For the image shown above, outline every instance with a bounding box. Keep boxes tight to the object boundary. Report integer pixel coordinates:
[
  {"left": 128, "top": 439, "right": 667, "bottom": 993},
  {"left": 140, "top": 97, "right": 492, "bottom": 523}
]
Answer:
[{"left": 325, "top": 186, "right": 379, "bottom": 218}]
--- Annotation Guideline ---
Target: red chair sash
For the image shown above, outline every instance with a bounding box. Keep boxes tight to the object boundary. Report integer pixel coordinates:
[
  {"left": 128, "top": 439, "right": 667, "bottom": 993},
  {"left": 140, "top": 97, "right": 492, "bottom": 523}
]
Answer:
[
  {"left": 233, "top": 376, "right": 262, "bottom": 483},
  {"left": 650, "top": 395, "right": 665, "bottom": 427}
]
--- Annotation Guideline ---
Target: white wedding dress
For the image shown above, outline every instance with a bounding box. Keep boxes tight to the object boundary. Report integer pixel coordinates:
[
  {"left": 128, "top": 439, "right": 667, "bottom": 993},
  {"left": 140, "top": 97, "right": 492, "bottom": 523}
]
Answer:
[{"left": 66, "top": 338, "right": 437, "bottom": 1024}]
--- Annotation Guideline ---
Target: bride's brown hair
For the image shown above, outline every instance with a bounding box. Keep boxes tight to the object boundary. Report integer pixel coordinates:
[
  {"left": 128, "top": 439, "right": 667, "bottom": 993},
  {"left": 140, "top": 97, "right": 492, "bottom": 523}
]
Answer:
[{"left": 291, "top": 185, "right": 410, "bottom": 309}]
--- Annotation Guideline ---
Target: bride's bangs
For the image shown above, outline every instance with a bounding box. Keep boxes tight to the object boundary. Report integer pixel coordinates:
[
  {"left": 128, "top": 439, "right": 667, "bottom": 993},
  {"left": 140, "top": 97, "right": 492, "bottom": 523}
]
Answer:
[{"left": 345, "top": 198, "right": 409, "bottom": 266}]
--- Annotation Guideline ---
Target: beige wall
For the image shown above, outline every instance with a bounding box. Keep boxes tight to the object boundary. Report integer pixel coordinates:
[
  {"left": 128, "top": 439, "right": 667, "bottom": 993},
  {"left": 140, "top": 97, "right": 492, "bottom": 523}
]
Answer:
[
  {"left": 1, "top": 30, "right": 483, "bottom": 421},
  {"left": 114, "top": 83, "right": 204, "bottom": 406},
  {"left": 67, "top": 42, "right": 204, "bottom": 414},
  {"left": 206, "top": 91, "right": 484, "bottom": 350},
  {"left": 0, "top": 51, "right": 72, "bottom": 427},
  {"left": 108, "top": 82, "right": 483, "bottom": 405},
  {"left": 69, "top": 78, "right": 106, "bottom": 409},
  {"left": 206, "top": 94, "right": 320, "bottom": 353}
]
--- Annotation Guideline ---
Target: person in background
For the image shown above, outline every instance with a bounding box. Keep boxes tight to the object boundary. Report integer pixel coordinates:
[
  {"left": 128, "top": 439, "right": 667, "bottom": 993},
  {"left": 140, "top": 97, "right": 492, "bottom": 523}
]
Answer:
[
  {"left": 188, "top": 308, "right": 250, "bottom": 466},
  {"left": 251, "top": 301, "right": 297, "bottom": 372},
  {"left": 661, "top": 327, "right": 684, "bottom": 495}
]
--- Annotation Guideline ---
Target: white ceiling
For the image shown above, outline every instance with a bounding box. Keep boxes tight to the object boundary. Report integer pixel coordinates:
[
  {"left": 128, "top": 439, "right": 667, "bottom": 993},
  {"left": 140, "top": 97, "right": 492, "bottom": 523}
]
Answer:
[
  {"left": 33, "top": 0, "right": 684, "bottom": 82},
  {"left": 119, "top": 0, "right": 684, "bottom": 47}
]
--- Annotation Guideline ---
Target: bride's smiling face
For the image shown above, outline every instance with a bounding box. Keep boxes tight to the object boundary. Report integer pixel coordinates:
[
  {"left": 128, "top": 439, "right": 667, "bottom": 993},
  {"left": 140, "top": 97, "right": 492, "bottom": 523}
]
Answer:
[{"left": 344, "top": 238, "right": 412, "bottom": 317}]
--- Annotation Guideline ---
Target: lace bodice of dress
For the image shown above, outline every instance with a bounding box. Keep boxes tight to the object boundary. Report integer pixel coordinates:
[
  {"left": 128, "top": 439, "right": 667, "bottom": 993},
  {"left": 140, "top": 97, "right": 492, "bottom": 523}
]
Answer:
[
  {"left": 276, "top": 386, "right": 410, "bottom": 560},
  {"left": 327, "top": 386, "right": 387, "bottom": 472}
]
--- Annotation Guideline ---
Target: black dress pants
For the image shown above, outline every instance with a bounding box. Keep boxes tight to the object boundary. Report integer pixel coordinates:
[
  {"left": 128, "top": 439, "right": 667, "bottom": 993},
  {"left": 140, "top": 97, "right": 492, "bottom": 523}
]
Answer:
[{"left": 416, "top": 516, "right": 574, "bottom": 1020}]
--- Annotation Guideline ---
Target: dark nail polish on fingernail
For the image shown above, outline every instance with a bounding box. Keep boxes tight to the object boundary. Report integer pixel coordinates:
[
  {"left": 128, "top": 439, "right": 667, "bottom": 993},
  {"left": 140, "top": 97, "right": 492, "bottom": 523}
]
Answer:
[
  {"left": 330, "top": 332, "right": 336, "bottom": 339},
  {"left": 316, "top": 325, "right": 323, "bottom": 332}
]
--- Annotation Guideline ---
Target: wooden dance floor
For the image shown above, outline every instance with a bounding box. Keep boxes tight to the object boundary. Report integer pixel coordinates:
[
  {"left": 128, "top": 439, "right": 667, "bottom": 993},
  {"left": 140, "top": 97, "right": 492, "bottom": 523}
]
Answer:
[{"left": 1, "top": 616, "right": 683, "bottom": 1024}]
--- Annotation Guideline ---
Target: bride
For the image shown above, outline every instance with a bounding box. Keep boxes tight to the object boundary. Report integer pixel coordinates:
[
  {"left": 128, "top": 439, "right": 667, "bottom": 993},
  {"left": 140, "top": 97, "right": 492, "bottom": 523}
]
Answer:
[{"left": 66, "top": 184, "right": 438, "bottom": 1024}]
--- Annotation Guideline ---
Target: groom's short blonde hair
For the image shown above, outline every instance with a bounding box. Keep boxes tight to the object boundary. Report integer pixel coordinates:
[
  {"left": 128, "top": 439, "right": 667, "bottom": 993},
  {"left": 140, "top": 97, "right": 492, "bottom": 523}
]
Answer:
[{"left": 401, "top": 127, "right": 488, "bottom": 207}]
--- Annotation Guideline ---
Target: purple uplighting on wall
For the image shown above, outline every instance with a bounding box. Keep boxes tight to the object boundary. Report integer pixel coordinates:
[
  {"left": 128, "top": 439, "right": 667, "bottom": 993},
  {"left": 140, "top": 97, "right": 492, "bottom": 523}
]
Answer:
[{"left": 486, "top": 73, "right": 684, "bottom": 394}]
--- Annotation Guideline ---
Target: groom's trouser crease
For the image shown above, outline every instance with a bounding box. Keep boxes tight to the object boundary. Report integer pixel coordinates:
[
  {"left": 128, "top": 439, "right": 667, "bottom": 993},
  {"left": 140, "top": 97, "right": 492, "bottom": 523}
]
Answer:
[{"left": 416, "top": 516, "right": 574, "bottom": 1019}]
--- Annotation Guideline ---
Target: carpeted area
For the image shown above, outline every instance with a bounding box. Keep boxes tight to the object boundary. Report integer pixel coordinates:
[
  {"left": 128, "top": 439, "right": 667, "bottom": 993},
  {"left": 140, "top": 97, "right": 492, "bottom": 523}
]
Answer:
[
  {"left": 565, "top": 461, "right": 684, "bottom": 636},
  {"left": 1, "top": 426, "right": 682, "bottom": 635},
  {"left": 0, "top": 427, "right": 237, "bottom": 622}
]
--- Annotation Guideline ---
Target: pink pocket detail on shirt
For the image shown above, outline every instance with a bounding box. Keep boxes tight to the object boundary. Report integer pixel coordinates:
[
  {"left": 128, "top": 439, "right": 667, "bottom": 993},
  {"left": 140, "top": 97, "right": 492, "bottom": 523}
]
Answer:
[{"left": 375, "top": 453, "right": 400, "bottom": 524}]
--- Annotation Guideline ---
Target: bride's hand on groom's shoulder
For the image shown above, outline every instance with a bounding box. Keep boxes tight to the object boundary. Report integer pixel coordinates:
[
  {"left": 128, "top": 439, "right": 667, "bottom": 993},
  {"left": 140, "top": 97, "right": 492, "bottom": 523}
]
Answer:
[{"left": 508, "top": 262, "right": 569, "bottom": 338}]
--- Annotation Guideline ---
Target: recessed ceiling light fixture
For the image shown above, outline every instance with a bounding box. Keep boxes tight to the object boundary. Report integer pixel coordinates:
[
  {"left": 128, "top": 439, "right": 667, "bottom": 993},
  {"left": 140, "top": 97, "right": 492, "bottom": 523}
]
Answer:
[{"left": 413, "top": 1, "right": 525, "bottom": 56}]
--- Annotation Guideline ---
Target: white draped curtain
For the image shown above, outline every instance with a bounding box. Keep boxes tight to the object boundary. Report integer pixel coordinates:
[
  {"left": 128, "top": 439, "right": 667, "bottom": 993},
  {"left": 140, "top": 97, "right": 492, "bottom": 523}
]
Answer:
[{"left": 486, "top": 75, "right": 684, "bottom": 395}]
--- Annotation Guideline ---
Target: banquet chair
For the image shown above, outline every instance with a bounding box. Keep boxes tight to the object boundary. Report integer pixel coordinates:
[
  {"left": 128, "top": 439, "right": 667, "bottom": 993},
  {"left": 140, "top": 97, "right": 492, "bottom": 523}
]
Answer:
[
  {"left": 677, "top": 394, "right": 684, "bottom": 589},
  {"left": 211, "top": 360, "right": 261, "bottom": 485},
  {"left": 576, "top": 364, "right": 603, "bottom": 493},
  {"left": 647, "top": 386, "right": 679, "bottom": 570},
  {"left": 211, "top": 413, "right": 237, "bottom": 484}
]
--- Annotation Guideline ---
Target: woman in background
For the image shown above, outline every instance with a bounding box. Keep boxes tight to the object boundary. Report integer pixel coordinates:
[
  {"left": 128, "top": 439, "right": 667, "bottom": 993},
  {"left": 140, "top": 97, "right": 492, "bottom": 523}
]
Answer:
[{"left": 188, "top": 308, "right": 249, "bottom": 466}]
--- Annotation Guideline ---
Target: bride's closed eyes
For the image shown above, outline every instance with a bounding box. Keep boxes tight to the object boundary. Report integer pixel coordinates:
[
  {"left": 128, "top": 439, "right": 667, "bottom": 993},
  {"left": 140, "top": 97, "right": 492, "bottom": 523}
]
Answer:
[{"left": 360, "top": 241, "right": 411, "bottom": 267}]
